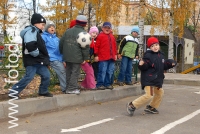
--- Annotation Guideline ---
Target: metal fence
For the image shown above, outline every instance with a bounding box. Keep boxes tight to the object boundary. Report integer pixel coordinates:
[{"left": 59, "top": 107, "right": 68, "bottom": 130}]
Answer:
[{"left": 0, "top": 58, "right": 139, "bottom": 86}]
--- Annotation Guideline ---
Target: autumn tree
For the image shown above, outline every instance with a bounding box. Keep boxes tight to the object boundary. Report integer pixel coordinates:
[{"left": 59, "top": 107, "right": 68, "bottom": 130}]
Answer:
[
  {"left": 39, "top": 0, "right": 124, "bottom": 37},
  {"left": 39, "top": 0, "right": 85, "bottom": 37},
  {"left": 0, "top": 0, "right": 16, "bottom": 42},
  {"left": 87, "top": 0, "right": 123, "bottom": 34}
]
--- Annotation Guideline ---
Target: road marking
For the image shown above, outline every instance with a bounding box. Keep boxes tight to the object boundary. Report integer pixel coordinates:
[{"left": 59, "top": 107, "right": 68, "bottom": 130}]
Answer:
[
  {"left": 194, "top": 91, "right": 200, "bottom": 94},
  {"left": 16, "top": 131, "right": 28, "bottom": 134},
  {"left": 61, "top": 118, "right": 114, "bottom": 133},
  {"left": 151, "top": 109, "right": 200, "bottom": 134}
]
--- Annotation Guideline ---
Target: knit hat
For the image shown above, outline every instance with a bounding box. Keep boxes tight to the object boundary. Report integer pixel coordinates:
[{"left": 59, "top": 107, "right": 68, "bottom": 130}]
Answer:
[
  {"left": 70, "top": 20, "right": 76, "bottom": 28},
  {"left": 76, "top": 15, "right": 87, "bottom": 27},
  {"left": 147, "top": 37, "right": 159, "bottom": 48},
  {"left": 89, "top": 26, "right": 99, "bottom": 34},
  {"left": 31, "top": 13, "right": 46, "bottom": 25},
  {"left": 102, "top": 22, "right": 112, "bottom": 28},
  {"left": 45, "top": 21, "right": 55, "bottom": 32},
  {"left": 131, "top": 26, "right": 139, "bottom": 34}
]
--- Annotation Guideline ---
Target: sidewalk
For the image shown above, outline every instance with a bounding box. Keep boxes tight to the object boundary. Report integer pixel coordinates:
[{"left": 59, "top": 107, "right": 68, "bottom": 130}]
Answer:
[
  {"left": 1, "top": 73, "right": 199, "bottom": 119},
  {"left": 163, "top": 73, "right": 200, "bottom": 86}
]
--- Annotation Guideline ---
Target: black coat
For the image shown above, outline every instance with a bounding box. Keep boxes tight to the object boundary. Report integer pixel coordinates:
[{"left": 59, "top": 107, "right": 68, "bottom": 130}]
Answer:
[
  {"left": 138, "top": 50, "right": 176, "bottom": 89},
  {"left": 21, "top": 26, "right": 50, "bottom": 67}
]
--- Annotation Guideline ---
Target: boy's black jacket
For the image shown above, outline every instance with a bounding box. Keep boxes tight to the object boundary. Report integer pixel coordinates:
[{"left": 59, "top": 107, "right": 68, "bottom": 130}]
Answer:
[
  {"left": 21, "top": 26, "right": 50, "bottom": 67},
  {"left": 138, "top": 50, "right": 176, "bottom": 89}
]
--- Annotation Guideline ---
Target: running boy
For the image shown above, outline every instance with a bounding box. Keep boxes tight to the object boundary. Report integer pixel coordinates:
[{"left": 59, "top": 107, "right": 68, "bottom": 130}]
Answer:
[{"left": 126, "top": 37, "right": 176, "bottom": 115}]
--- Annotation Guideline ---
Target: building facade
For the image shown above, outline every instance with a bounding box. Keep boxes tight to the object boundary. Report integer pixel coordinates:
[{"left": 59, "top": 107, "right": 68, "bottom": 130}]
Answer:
[{"left": 117, "top": 25, "right": 196, "bottom": 73}]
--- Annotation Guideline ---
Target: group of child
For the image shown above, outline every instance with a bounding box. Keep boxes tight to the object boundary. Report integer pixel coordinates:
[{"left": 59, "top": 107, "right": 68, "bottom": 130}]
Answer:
[{"left": 9, "top": 12, "right": 177, "bottom": 116}]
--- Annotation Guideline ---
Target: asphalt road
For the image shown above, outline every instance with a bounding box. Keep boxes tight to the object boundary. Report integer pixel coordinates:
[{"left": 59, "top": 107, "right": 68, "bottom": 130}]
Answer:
[{"left": 1, "top": 84, "right": 200, "bottom": 134}]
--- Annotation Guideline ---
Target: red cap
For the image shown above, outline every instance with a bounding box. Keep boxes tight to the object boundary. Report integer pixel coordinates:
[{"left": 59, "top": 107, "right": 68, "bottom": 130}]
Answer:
[
  {"left": 69, "top": 20, "right": 76, "bottom": 28},
  {"left": 147, "top": 37, "right": 159, "bottom": 48}
]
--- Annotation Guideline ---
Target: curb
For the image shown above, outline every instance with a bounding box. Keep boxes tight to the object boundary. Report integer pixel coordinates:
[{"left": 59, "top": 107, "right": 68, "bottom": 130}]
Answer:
[
  {"left": 137, "top": 75, "right": 200, "bottom": 86},
  {"left": 0, "top": 85, "right": 143, "bottom": 119},
  {"left": 164, "top": 79, "right": 200, "bottom": 86}
]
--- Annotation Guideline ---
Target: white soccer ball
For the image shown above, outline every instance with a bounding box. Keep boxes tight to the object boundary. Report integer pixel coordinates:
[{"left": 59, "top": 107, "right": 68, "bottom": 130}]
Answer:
[{"left": 76, "top": 32, "right": 92, "bottom": 48}]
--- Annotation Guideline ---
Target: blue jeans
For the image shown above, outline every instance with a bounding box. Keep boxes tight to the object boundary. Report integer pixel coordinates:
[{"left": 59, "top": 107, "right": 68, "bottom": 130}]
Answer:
[
  {"left": 10, "top": 64, "right": 50, "bottom": 95},
  {"left": 117, "top": 56, "right": 133, "bottom": 83},
  {"left": 50, "top": 61, "right": 66, "bottom": 92},
  {"left": 96, "top": 60, "right": 115, "bottom": 87}
]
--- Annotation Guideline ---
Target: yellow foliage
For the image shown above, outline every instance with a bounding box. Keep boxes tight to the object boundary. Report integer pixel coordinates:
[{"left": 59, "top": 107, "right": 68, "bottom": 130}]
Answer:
[
  {"left": 0, "top": 0, "right": 16, "bottom": 36},
  {"left": 38, "top": 0, "right": 195, "bottom": 38},
  {"left": 39, "top": 0, "right": 124, "bottom": 37},
  {"left": 39, "top": 0, "right": 85, "bottom": 37},
  {"left": 145, "top": 0, "right": 195, "bottom": 37}
]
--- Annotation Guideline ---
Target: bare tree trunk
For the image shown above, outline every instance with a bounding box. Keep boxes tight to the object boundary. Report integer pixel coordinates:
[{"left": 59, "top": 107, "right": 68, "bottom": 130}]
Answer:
[
  {"left": 33, "top": 0, "right": 36, "bottom": 14},
  {"left": 88, "top": 3, "right": 92, "bottom": 31},
  {"left": 138, "top": 0, "right": 145, "bottom": 59},
  {"left": 168, "top": 11, "right": 174, "bottom": 59},
  {"left": 3, "top": 3, "right": 8, "bottom": 42},
  {"left": 168, "top": 11, "right": 176, "bottom": 73}
]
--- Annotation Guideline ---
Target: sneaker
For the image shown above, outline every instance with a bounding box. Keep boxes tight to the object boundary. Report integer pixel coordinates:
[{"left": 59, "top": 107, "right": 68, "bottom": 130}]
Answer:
[
  {"left": 88, "top": 87, "right": 97, "bottom": 90},
  {"left": 79, "top": 85, "right": 85, "bottom": 89},
  {"left": 62, "top": 91, "right": 66, "bottom": 94},
  {"left": 144, "top": 105, "right": 159, "bottom": 114},
  {"left": 97, "top": 86, "right": 106, "bottom": 90},
  {"left": 125, "top": 82, "right": 133, "bottom": 85},
  {"left": 117, "top": 82, "right": 124, "bottom": 86},
  {"left": 66, "top": 89, "right": 81, "bottom": 95},
  {"left": 126, "top": 102, "right": 136, "bottom": 116},
  {"left": 38, "top": 92, "right": 53, "bottom": 97},
  {"left": 106, "top": 85, "right": 113, "bottom": 90}
]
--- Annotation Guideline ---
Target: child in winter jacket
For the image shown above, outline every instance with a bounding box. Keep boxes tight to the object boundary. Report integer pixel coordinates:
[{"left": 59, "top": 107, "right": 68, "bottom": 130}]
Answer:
[
  {"left": 94, "top": 22, "right": 117, "bottom": 90},
  {"left": 9, "top": 13, "right": 53, "bottom": 99},
  {"left": 42, "top": 22, "right": 66, "bottom": 93},
  {"left": 117, "top": 26, "right": 139, "bottom": 86},
  {"left": 126, "top": 37, "right": 177, "bottom": 116},
  {"left": 59, "top": 15, "right": 89, "bottom": 95},
  {"left": 80, "top": 26, "right": 99, "bottom": 90}
]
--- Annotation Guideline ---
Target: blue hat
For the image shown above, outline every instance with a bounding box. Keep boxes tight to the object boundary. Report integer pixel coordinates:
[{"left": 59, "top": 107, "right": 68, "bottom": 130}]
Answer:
[
  {"left": 103, "top": 22, "right": 112, "bottom": 28},
  {"left": 131, "top": 26, "right": 139, "bottom": 34}
]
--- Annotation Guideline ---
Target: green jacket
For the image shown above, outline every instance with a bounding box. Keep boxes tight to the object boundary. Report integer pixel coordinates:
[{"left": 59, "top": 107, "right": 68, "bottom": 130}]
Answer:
[
  {"left": 59, "top": 25, "right": 90, "bottom": 63},
  {"left": 118, "top": 34, "right": 139, "bottom": 58}
]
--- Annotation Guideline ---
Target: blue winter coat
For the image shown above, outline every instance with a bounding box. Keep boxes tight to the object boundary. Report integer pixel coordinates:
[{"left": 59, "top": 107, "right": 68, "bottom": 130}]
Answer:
[{"left": 42, "top": 32, "right": 63, "bottom": 62}]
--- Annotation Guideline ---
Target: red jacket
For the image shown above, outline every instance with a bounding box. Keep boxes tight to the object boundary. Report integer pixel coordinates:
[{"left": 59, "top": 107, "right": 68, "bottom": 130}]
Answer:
[{"left": 94, "top": 32, "right": 117, "bottom": 61}]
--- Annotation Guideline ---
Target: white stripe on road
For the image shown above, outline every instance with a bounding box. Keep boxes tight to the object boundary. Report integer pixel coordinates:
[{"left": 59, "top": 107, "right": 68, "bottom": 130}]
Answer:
[
  {"left": 16, "top": 131, "right": 28, "bottom": 134},
  {"left": 151, "top": 109, "right": 200, "bottom": 134},
  {"left": 61, "top": 118, "right": 114, "bottom": 133},
  {"left": 194, "top": 91, "right": 200, "bottom": 94}
]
